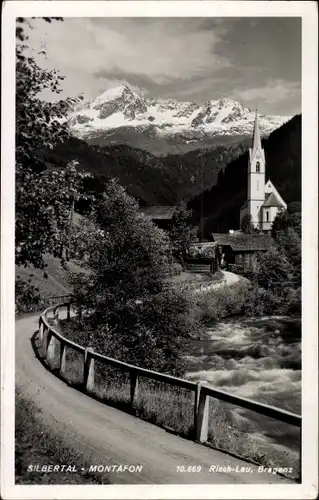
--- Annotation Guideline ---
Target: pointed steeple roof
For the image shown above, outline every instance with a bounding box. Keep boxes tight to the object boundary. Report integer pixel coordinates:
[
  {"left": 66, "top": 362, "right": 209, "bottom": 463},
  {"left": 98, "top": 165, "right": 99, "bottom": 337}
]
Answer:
[{"left": 252, "top": 110, "right": 262, "bottom": 154}]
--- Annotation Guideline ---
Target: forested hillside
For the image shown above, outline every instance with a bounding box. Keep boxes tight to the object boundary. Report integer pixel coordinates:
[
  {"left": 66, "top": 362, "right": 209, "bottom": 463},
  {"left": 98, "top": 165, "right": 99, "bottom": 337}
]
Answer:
[
  {"left": 42, "top": 137, "right": 248, "bottom": 206},
  {"left": 188, "top": 115, "right": 301, "bottom": 233}
]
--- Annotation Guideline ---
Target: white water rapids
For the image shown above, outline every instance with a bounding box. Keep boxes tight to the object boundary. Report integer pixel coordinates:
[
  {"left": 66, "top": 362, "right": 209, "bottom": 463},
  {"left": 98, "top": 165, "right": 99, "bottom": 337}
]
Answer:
[{"left": 186, "top": 316, "right": 301, "bottom": 457}]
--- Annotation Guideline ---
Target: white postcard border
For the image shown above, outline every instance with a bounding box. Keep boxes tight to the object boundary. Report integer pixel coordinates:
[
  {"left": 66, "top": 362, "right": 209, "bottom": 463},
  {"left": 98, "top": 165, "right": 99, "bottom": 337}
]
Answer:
[{"left": 1, "top": 2, "right": 318, "bottom": 499}]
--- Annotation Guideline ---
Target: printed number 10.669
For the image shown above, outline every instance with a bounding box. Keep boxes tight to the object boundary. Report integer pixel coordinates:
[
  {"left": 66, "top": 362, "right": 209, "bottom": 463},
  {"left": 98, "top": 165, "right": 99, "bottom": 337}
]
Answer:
[{"left": 176, "top": 466, "right": 202, "bottom": 472}]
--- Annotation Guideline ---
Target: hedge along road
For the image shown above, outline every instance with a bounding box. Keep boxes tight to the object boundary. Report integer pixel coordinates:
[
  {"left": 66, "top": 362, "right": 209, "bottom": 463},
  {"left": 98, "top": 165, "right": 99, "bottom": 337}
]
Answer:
[{"left": 15, "top": 313, "right": 292, "bottom": 485}]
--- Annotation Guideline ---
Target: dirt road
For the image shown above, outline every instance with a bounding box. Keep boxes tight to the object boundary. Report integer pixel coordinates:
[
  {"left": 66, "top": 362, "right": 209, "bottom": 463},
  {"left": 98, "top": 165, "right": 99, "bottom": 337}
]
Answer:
[
  {"left": 16, "top": 314, "right": 291, "bottom": 485},
  {"left": 221, "top": 270, "right": 242, "bottom": 285}
]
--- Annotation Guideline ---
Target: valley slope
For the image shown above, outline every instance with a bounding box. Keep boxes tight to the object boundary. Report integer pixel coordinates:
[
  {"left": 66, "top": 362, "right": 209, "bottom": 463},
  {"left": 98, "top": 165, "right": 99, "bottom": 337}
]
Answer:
[{"left": 45, "top": 137, "right": 248, "bottom": 206}]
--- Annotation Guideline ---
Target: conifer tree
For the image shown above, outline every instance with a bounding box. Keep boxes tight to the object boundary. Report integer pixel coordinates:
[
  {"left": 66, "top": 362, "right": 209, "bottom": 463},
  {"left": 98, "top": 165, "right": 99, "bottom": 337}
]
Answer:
[{"left": 240, "top": 213, "right": 255, "bottom": 234}]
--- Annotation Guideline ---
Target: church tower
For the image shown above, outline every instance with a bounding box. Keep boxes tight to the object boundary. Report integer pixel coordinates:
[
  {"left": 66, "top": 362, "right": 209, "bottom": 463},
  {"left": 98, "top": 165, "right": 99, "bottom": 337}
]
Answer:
[
  {"left": 239, "top": 110, "right": 287, "bottom": 232},
  {"left": 247, "top": 111, "right": 265, "bottom": 228}
]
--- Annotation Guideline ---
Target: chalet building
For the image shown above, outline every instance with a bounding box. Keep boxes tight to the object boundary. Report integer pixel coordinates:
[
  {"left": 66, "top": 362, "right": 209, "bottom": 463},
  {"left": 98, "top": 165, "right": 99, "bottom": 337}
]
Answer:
[
  {"left": 186, "top": 241, "right": 219, "bottom": 274},
  {"left": 211, "top": 232, "right": 272, "bottom": 270},
  {"left": 140, "top": 205, "right": 176, "bottom": 230},
  {"left": 240, "top": 111, "right": 287, "bottom": 231}
]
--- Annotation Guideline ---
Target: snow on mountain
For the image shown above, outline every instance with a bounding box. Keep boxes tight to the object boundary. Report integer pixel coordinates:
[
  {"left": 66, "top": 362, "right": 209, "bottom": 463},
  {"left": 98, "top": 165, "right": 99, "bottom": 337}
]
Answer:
[{"left": 68, "top": 84, "right": 290, "bottom": 149}]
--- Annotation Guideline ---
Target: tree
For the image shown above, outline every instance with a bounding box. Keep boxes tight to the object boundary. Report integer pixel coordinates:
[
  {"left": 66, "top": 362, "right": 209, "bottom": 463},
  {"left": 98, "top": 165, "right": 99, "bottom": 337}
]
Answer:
[
  {"left": 16, "top": 18, "right": 83, "bottom": 170},
  {"left": 69, "top": 180, "right": 199, "bottom": 375},
  {"left": 271, "top": 208, "right": 301, "bottom": 239},
  {"left": 169, "top": 202, "right": 198, "bottom": 267},
  {"left": 240, "top": 213, "right": 255, "bottom": 234},
  {"left": 274, "top": 227, "right": 301, "bottom": 287},
  {"left": 253, "top": 246, "right": 294, "bottom": 296},
  {"left": 15, "top": 18, "right": 89, "bottom": 268},
  {"left": 16, "top": 160, "right": 91, "bottom": 268},
  {"left": 288, "top": 201, "right": 301, "bottom": 214}
]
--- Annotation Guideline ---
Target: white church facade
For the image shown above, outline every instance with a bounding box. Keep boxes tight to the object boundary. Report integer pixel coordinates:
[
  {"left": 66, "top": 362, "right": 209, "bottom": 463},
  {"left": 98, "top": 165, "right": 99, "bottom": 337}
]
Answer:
[{"left": 240, "top": 111, "right": 287, "bottom": 231}]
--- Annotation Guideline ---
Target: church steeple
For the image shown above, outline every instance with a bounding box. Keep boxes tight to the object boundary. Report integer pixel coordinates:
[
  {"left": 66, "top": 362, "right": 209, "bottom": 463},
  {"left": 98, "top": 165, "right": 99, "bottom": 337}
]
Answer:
[
  {"left": 243, "top": 109, "right": 266, "bottom": 229},
  {"left": 251, "top": 109, "right": 262, "bottom": 156},
  {"left": 240, "top": 109, "right": 287, "bottom": 232}
]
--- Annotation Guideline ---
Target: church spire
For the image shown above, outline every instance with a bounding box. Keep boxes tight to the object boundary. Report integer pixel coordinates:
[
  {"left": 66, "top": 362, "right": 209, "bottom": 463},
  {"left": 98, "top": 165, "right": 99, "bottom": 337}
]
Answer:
[{"left": 252, "top": 109, "right": 262, "bottom": 154}]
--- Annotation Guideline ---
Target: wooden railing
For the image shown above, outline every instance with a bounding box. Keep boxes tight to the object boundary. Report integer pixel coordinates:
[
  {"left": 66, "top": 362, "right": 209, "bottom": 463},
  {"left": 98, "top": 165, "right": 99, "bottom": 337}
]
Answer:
[
  {"left": 40, "top": 294, "right": 74, "bottom": 308},
  {"left": 180, "top": 278, "right": 227, "bottom": 294},
  {"left": 38, "top": 301, "right": 302, "bottom": 474}
]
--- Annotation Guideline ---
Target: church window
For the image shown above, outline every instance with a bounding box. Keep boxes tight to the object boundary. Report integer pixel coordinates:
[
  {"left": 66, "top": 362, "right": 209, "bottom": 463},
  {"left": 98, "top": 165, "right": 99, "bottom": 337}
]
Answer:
[
  {"left": 266, "top": 211, "right": 269, "bottom": 222},
  {"left": 256, "top": 161, "right": 260, "bottom": 172}
]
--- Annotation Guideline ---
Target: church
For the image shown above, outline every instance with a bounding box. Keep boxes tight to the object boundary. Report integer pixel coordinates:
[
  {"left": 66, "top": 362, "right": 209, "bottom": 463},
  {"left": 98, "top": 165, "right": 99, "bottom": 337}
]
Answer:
[{"left": 240, "top": 111, "right": 287, "bottom": 231}]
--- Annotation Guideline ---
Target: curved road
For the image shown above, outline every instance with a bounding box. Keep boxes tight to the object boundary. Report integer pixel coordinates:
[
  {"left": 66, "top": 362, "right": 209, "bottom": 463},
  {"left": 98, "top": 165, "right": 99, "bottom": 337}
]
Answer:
[
  {"left": 16, "top": 314, "right": 292, "bottom": 485},
  {"left": 222, "top": 270, "right": 242, "bottom": 285}
]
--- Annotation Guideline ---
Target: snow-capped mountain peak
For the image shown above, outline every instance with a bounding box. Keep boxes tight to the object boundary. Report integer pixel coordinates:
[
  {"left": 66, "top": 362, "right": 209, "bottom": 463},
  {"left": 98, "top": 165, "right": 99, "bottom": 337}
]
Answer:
[
  {"left": 92, "top": 84, "right": 138, "bottom": 105},
  {"left": 68, "top": 85, "right": 291, "bottom": 154}
]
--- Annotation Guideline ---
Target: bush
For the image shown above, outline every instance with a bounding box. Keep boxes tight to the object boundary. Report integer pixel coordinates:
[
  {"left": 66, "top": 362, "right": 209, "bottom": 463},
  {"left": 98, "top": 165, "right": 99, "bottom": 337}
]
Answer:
[
  {"left": 65, "top": 286, "right": 200, "bottom": 377},
  {"left": 194, "top": 278, "right": 296, "bottom": 322},
  {"left": 242, "top": 285, "right": 287, "bottom": 316},
  {"left": 286, "top": 287, "right": 301, "bottom": 315},
  {"left": 252, "top": 246, "right": 294, "bottom": 295},
  {"left": 15, "top": 276, "right": 41, "bottom": 314},
  {"left": 195, "top": 281, "right": 251, "bottom": 321}
]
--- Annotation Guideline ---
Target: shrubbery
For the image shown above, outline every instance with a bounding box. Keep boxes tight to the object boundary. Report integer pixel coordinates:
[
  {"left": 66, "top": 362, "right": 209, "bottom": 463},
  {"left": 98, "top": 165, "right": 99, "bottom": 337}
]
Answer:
[
  {"left": 68, "top": 180, "right": 200, "bottom": 377},
  {"left": 194, "top": 281, "right": 249, "bottom": 321},
  {"left": 15, "top": 277, "right": 41, "bottom": 314},
  {"left": 195, "top": 275, "right": 300, "bottom": 323}
]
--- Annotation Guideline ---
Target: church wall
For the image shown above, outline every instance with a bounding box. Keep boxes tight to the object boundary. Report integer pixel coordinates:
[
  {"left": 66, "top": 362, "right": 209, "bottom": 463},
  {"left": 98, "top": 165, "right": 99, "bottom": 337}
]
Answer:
[
  {"left": 249, "top": 200, "right": 263, "bottom": 229},
  {"left": 261, "top": 206, "right": 279, "bottom": 230}
]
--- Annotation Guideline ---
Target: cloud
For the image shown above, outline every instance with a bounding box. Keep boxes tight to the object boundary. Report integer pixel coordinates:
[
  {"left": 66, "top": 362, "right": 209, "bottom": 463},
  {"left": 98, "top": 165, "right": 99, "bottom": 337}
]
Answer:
[
  {"left": 25, "top": 17, "right": 232, "bottom": 99},
  {"left": 230, "top": 79, "right": 301, "bottom": 110},
  {"left": 21, "top": 17, "right": 301, "bottom": 115}
]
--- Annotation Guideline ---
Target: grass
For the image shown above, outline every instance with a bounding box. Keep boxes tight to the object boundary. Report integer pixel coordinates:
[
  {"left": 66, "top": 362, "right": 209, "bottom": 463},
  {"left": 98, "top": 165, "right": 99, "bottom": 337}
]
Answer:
[
  {"left": 15, "top": 387, "right": 110, "bottom": 484},
  {"left": 15, "top": 255, "right": 84, "bottom": 299},
  {"left": 38, "top": 325, "right": 300, "bottom": 482}
]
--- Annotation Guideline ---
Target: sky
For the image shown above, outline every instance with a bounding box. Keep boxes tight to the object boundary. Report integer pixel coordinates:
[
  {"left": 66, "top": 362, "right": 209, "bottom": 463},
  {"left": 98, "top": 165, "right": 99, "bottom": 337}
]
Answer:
[{"left": 24, "top": 17, "right": 301, "bottom": 116}]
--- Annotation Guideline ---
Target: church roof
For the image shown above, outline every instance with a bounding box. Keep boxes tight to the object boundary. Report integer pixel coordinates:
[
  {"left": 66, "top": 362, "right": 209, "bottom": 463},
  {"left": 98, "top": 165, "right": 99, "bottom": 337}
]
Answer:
[
  {"left": 262, "top": 192, "right": 285, "bottom": 208},
  {"left": 211, "top": 233, "right": 272, "bottom": 252}
]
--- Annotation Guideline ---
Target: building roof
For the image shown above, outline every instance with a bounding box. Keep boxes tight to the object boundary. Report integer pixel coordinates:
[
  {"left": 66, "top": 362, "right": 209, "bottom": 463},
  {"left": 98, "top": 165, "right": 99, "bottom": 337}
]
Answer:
[
  {"left": 211, "top": 233, "right": 272, "bottom": 252},
  {"left": 140, "top": 205, "right": 176, "bottom": 220},
  {"left": 262, "top": 192, "right": 285, "bottom": 208}
]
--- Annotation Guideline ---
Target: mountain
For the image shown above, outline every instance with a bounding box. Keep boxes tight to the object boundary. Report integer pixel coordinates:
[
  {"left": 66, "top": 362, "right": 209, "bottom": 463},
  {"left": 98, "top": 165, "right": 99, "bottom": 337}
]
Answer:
[
  {"left": 68, "top": 84, "right": 290, "bottom": 155},
  {"left": 42, "top": 137, "right": 248, "bottom": 207},
  {"left": 188, "top": 114, "right": 301, "bottom": 234}
]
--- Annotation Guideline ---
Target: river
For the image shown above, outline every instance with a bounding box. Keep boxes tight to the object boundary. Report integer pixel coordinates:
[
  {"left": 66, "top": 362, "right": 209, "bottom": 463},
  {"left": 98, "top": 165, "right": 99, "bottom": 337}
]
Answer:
[{"left": 186, "top": 315, "right": 301, "bottom": 470}]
